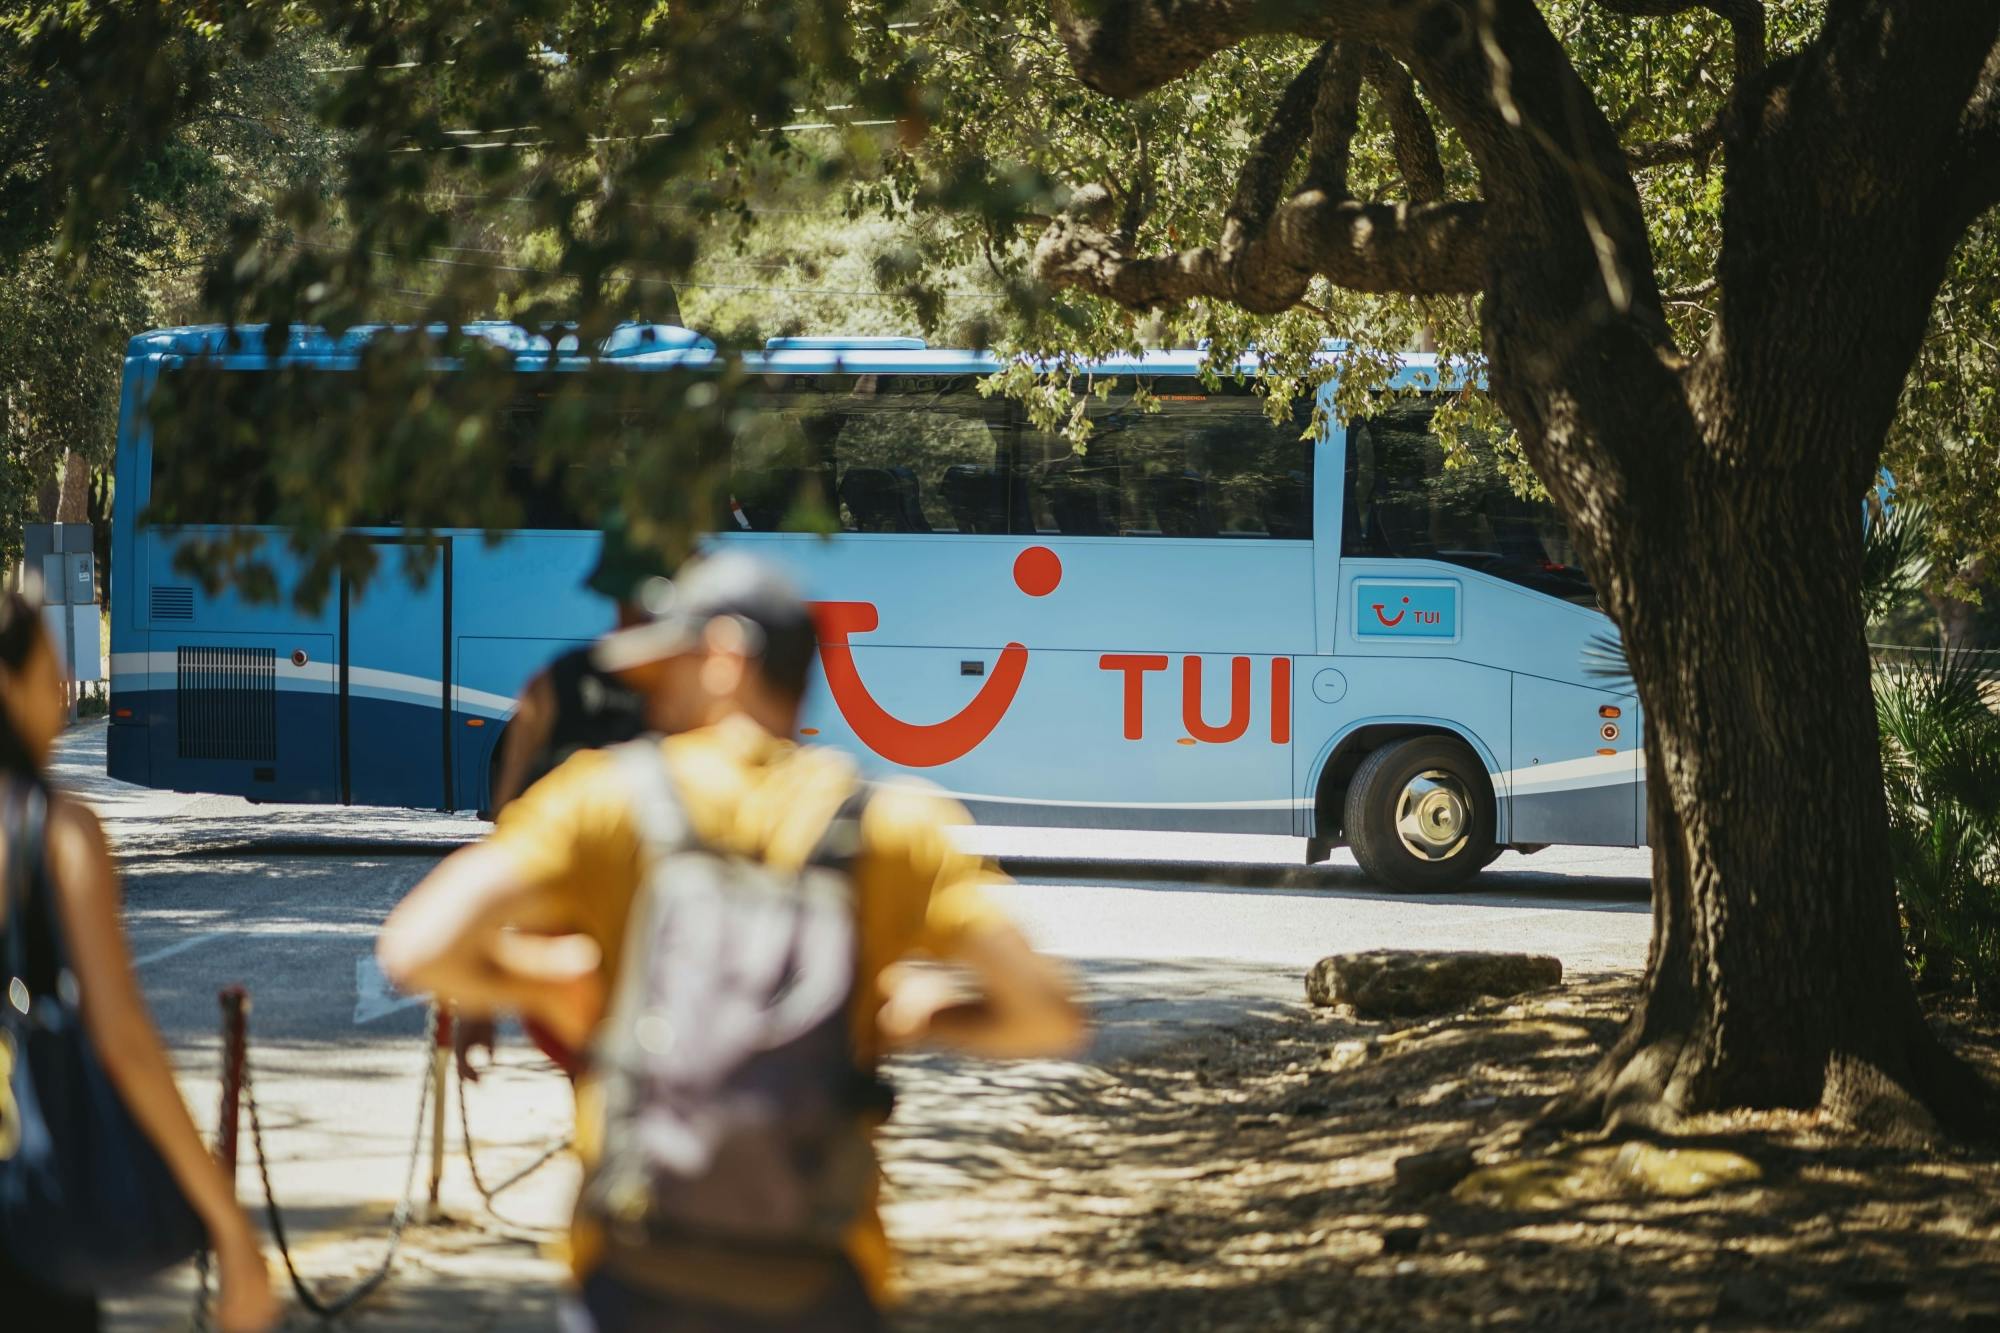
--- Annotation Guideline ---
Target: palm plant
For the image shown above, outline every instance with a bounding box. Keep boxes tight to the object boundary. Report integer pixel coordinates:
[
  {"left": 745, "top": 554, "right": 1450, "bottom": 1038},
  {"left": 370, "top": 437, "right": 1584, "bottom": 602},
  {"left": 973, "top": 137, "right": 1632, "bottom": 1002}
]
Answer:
[
  {"left": 1874, "top": 644, "right": 2000, "bottom": 1005},
  {"left": 1867, "top": 496, "right": 2000, "bottom": 1005}
]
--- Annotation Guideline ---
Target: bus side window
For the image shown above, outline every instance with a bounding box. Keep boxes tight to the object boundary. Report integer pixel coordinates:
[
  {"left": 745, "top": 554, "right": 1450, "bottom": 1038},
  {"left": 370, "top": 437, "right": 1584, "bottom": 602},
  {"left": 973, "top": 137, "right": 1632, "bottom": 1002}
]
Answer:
[
  {"left": 831, "top": 378, "right": 1007, "bottom": 534},
  {"left": 733, "top": 377, "right": 1007, "bottom": 534},
  {"left": 1341, "top": 405, "right": 1595, "bottom": 605},
  {"left": 148, "top": 368, "right": 282, "bottom": 526},
  {"left": 1015, "top": 385, "right": 1312, "bottom": 540}
]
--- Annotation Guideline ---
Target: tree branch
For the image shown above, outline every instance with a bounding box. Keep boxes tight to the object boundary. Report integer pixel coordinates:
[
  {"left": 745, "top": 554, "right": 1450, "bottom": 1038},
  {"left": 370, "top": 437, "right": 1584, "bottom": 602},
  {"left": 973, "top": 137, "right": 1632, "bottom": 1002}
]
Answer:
[
  {"left": 1590, "top": 0, "right": 1764, "bottom": 80},
  {"left": 1597, "top": 0, "right": 1761, "bottom": 169},
  {"left": 1118, "top": 120, "right": 1156, "bottom": 246},
  {"left": 1047, "top": 0, "right": 1399, "bottom": 100},
  {"left": 1223, "top": 45, "right": 1331, "bottom": 258},
  {"left": 1305, "top": 42, "right": 1365, "bottom": 197},
  {"left": 1363, "top": 49, "right": 1445, "bottom": 202},
  {"left": 1036, "top": 183, "right": 1485, "bottom": 312},
  {"left": 1660, "top": 275, "right": 1719, "bottom": 312},
  {"left": 1949, "top": 43, "right": 2000, "bottom": 221},
  {"left": 1625, "top": 108, "right": 1725, "bottom": 169}
]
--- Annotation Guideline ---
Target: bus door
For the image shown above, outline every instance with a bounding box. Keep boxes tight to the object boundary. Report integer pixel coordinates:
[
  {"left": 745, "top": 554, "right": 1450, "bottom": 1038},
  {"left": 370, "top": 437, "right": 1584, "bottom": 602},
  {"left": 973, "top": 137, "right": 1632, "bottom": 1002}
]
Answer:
[{"left": 341, "top": 536, "right": 451, "bottom": 809}]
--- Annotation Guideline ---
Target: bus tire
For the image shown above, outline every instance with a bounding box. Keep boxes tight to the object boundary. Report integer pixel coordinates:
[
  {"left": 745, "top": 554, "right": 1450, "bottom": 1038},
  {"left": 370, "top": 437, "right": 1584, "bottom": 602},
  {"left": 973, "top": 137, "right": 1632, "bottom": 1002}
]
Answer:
[{"left": 1344, "top": 735, "right": 1496, "bottom": 892}]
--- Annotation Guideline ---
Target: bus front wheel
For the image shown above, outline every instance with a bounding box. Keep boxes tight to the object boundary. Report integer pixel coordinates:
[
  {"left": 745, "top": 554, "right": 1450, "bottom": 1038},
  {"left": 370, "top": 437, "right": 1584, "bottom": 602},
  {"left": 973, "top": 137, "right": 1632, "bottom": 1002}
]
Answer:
[{"left": 1344, "top": 736, "right": 1496, "bottom": 892}]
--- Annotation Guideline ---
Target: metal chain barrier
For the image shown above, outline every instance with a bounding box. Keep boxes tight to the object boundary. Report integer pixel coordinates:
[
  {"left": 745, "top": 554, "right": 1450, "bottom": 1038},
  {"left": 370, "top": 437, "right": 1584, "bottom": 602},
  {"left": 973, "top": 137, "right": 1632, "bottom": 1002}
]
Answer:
[
  {"left": 192, "top": 990, "right": 438, "bottom": 1326},
  {"left": 245, "top": 1030, "right": 434, "bottom": 1320},
  {"left": 457, "top": 1062, "right": 573, "bottom": 1207},
  {"left": 188, "top": 992, "right": 576, "bottom": 1327}
]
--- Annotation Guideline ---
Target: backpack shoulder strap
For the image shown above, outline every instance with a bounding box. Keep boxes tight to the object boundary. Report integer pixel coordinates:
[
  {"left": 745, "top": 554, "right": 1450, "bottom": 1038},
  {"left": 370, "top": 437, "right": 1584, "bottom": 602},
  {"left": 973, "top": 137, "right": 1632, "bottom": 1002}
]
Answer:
[{"left": 610, "top": 739, "right": 692, "bottom": 864}]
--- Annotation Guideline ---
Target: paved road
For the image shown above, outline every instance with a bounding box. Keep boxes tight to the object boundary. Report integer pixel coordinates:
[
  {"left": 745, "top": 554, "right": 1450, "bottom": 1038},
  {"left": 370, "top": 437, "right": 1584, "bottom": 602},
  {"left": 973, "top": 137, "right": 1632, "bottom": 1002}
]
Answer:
[{"left": 49, "top": 720, "right": 1649, "bottom": 1329}]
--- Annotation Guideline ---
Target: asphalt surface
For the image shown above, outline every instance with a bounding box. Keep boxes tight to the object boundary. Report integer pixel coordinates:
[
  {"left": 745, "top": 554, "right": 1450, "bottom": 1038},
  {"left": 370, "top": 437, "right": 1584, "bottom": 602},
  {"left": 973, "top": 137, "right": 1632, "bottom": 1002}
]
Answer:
[{"left": 49, "top": 719, "right": 1650, "bottom": 1329}]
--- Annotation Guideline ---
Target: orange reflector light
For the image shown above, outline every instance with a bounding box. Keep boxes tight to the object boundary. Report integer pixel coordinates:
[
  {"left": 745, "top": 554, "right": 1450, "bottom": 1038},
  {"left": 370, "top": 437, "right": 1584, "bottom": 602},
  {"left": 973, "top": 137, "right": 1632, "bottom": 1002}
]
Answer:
[
  {"left": 114, "top": 708, "right": 132, "bottom": 719},
  {"left": 1176, "top": 737, "right": 1197, "bottom": 746},
  {"left": 466, "top": 718, "right": 485, "bottom": 727},
  {"left": 799, "top": 727, "right": 820, "bottom": 736},
  {"left": 1599, "top": 705, "right": 1622, "bottom": 718},
  {"left": 1596, "top": 747, "right": 1618, "bottom": 756}
]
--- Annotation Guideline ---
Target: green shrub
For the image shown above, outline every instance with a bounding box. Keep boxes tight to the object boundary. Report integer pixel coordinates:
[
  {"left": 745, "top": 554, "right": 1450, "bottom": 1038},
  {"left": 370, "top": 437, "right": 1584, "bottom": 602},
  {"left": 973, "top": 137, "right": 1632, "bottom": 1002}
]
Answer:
[{"left": 1875, "top": 648, "right": 2000, "bottom": 1007}]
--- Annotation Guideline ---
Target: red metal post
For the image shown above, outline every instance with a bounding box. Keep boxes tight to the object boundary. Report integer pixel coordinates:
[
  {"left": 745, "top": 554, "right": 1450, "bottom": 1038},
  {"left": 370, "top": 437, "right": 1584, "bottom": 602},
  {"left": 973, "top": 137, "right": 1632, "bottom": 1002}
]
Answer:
[{"left": 217, "top": 986, "right": 248, "bottom": 1180}]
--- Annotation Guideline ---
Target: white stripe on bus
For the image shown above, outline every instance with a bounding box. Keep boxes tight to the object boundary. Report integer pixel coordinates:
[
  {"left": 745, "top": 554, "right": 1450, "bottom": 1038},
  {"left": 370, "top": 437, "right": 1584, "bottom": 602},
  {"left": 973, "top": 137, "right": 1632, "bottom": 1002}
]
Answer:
[
  {"left": 109, "top": 651, "right": 515, "bottom": 718},
  {"left": 112, "top": 650, "right": 1645, "bottom": 799}
]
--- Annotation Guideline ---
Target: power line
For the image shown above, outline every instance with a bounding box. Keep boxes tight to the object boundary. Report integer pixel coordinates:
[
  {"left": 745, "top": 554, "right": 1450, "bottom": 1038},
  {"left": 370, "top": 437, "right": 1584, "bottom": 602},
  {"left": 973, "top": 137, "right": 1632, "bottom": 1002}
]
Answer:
[
  {"left": 388, "top": 118, "right": 895, "bottom": 154},
  {"left": 294, "top": 240, "right": 998, "bottom": 302},
  {"left": 432, "top": 193, "right": 856, "bottom": 218},
  {"left": 306, "top": 24, "right": 928, "bottom": 72},
  {"left": 431, "top": 242, "right": 866, "bottom": 274}
]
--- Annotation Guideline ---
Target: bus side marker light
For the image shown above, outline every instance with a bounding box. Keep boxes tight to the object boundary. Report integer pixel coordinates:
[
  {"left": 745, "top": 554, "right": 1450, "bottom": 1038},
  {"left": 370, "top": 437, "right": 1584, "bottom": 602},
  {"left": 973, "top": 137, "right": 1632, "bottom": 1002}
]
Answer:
[
  {"left": 800, "top": 727, "right": 821, "bottom": 736},
  {"left": 1177, "top": 738, "right": 1196, "bottom": 746},
  {"left": 1599, "top": 705, "right": 1621, "bottom": 718},
  {"left": 466, "top": 718, "right": 484, "bottom": 727},
  {"left": 1597, "top": 748, "right": 1618, "bottom": 756},
  {"left": 114, "top": 708, "right": 133, "bottom": 719}
]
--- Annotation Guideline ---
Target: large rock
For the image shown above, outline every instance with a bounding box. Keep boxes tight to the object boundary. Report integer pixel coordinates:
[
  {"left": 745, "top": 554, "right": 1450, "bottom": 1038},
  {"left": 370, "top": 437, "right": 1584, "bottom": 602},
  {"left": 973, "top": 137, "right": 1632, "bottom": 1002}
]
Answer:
[
  {"left": 1305, "top": 949, "right": 1563, "bottom": 1017},
  {"left": 1392, "top": 1145, "right": 1476, "bottom": 1199}
]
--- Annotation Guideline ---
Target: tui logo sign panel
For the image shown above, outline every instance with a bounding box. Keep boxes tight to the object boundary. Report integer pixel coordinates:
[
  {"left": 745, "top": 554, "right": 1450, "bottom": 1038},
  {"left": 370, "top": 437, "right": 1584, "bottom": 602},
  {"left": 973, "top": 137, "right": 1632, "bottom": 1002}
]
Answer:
[{"left": 1353, "top": 579, "right": 1460, "bottom": 640}]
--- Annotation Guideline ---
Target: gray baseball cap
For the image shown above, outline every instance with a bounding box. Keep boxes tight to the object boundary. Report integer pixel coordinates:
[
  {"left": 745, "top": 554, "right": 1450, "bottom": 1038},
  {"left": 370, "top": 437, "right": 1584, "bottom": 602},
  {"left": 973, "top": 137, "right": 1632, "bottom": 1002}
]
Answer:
[{"left": 591, "top": 550, "right": 818, "bottom": 696}]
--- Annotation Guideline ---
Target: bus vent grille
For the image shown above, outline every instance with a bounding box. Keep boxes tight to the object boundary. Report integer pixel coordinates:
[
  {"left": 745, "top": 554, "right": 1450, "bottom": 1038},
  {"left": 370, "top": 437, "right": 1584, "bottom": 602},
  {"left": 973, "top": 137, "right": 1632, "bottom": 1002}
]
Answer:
[
  {"left": 151, "top": 586, "right": 194, "bottom": 621},
  {"left": 177, "top": 647, "right": 277, "bottom": 761}
]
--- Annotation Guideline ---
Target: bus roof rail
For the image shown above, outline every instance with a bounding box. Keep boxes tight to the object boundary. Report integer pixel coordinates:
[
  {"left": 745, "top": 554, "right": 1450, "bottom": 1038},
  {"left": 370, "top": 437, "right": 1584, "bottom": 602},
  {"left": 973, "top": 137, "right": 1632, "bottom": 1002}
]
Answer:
[
  {"left": 602, "top": 324, "right": 714, "bottom": 357},
  {"left": 763, "top": 336, "right": 928, "bottom": 351}
]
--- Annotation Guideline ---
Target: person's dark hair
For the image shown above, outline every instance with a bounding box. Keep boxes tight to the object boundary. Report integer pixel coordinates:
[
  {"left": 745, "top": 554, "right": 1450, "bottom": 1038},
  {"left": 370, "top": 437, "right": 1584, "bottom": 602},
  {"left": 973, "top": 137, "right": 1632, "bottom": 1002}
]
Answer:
[
  {"left": 0, "top": 591, "right": 49, "bottom": 785},
  {"left": 751, "top": 621, "right": 817, "bottom": 705}
]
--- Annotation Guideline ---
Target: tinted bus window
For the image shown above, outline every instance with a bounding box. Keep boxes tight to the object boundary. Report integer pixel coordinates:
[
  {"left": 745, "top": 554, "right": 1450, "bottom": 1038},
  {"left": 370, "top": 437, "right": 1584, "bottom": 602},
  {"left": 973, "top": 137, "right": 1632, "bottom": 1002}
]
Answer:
[
  {"left": 732, "top": 376, "right": 1010, "bottom": 533},
  {"left": 149, "top": 368, "right": 599, "bottom": 530},
  {"left": 1015, "top": 385, "right": 1313, "bottom": 539},
  {"left": 1343, "top": 405, "right": 1594, "bottom": 605},
  {"left": 147, "top": 370, "right": 282, "bottom": 526}
]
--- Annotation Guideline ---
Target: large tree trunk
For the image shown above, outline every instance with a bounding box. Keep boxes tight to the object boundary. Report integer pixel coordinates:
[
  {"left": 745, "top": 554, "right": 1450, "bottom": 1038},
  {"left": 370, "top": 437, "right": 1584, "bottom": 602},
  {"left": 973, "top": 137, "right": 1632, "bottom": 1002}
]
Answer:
[{"left": 1559, "top": 437, "right": 1994, "bottom": 1138}]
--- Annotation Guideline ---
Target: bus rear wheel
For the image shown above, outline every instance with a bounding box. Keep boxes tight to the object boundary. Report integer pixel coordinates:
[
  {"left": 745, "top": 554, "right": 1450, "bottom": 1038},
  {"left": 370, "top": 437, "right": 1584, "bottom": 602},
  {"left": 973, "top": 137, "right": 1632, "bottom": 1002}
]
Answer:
[{"left": 1344, "top": 735, "right": 1495, "bottom": 891}]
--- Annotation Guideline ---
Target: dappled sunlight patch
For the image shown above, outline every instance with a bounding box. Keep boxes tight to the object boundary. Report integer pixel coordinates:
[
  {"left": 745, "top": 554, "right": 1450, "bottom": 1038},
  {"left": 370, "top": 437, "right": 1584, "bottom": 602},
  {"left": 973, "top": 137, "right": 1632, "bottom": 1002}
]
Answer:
[{"left": 1452, "top": 1142, "right": 1762, "bottom": 1211}]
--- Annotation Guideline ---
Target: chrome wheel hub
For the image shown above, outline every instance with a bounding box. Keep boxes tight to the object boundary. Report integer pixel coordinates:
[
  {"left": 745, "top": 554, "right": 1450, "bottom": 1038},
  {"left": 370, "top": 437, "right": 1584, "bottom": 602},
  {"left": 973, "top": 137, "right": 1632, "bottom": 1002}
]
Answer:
[{"left": 1395, "top": 770, "right": 1471, "bottom": 862}]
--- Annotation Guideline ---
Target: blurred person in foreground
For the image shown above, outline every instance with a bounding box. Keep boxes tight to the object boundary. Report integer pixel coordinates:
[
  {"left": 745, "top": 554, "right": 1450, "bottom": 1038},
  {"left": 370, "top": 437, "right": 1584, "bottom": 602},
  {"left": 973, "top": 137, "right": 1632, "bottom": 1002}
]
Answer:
[
  {"left": 379, "top": 551, "right": 1086, "bottom": 1332},
  {"left": 456, "top": 520, "right": 673, "bottom": 1084},
  {"left": 0, "top": 592, "right": 276, "bottom": 1332}
]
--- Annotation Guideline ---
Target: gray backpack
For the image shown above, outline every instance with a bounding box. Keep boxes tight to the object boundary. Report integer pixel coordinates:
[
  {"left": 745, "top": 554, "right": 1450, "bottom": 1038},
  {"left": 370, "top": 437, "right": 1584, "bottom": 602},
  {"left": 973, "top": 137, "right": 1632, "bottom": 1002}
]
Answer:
[{"left": 578, "top": 740, "right": 880, "bottom": 1256}]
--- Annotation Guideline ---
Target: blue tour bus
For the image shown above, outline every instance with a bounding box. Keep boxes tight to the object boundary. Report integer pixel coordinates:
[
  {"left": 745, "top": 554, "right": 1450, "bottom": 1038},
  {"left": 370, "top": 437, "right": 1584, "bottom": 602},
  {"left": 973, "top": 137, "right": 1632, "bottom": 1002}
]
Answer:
[{"left": 105, "top": 322, "right": 1644, "bottom": 889}]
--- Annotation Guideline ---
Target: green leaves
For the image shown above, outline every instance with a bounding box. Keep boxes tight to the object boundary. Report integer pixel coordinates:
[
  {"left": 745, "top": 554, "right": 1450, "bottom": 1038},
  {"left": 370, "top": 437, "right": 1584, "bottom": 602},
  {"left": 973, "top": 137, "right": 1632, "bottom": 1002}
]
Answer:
[{"left": 1, "top": 0, "right": 1992, "bottom": 611}]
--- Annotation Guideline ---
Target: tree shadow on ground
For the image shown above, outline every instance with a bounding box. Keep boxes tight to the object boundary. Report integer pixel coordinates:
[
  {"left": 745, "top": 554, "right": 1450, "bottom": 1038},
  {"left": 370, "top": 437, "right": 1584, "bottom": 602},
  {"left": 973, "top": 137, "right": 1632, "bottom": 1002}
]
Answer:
[
  {"left": 886, "top": 973, "right": 2000, "bottom": 1332},
  {"left": 1009, "top": 857, "right": 1652, "bottom": 909}
]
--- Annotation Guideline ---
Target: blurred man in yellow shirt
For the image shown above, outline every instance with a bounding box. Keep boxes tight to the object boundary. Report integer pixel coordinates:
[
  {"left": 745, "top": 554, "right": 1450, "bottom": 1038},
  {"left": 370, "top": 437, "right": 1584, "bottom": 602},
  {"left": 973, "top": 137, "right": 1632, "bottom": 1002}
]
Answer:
[{"left": 379, "top": 551, "right": 1085, "bottom": 1332}]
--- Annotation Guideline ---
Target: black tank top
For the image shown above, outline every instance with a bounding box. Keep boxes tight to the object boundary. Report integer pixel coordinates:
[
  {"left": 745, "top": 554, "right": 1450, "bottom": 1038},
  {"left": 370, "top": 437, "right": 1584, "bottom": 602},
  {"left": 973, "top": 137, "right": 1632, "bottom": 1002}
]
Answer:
[{"left": 521, "top": 646, "right": 649, "bottom": 792}]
